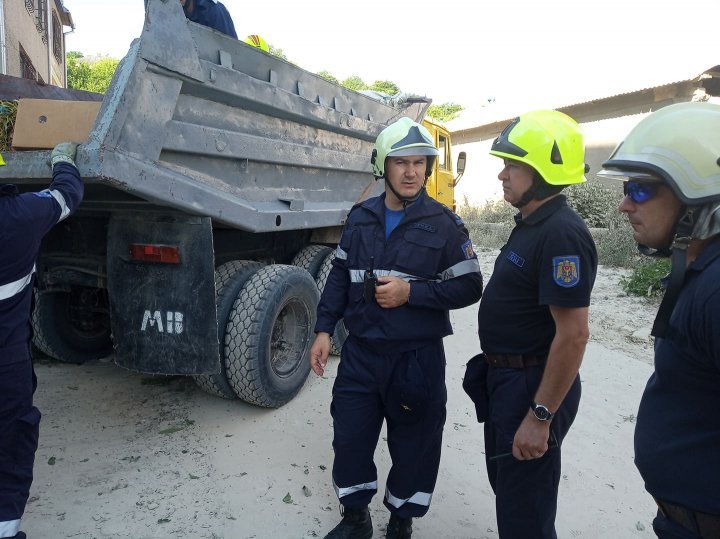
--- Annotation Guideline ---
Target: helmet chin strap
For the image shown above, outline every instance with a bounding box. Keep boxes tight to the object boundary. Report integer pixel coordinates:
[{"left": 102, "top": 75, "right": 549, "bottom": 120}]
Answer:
[
  {"left": 513, "top": 172, "right": 564, "bottom": 209},
  {"left": 651, "top": 207, "right": 694, "bottom": 338},
  {"left": 385, "top": 177, "right": 427, "bottom": 210}
]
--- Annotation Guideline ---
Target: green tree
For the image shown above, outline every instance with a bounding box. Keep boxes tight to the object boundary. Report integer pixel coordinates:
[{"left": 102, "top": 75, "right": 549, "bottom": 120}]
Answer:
[
  {"left": 66, "top": 52, "right": 119, "bottom": 94},
  {"left": 66, "top": 51, "right": 91, "bottom": 91},
  {"left": 317, "top": 70, "right": 339, "bottom": 84},
  {"left": 87, "top": 58, "right": 120, "bottom": 93},
  {"left": 426, "top": 102, "right": 463, "bottom": 122},
  {"left": 370, "top": 80, "right": 400, "bottom": 95},
  {"left": 341, "top": 75, "right": 368, "bottom": 92},
  {"left": 268, "top": 45, "right": 288, "bottom": 61}
]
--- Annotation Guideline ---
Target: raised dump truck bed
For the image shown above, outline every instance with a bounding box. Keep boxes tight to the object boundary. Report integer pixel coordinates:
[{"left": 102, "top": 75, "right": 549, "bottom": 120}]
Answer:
[{"left": 0, "top": 0, "right": 429, "bottom": 407}]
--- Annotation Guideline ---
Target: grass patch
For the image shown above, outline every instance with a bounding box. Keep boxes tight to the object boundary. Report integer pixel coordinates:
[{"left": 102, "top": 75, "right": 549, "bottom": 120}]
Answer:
[
  {"left": 458, "top": 192, "right": 640, "bottom": 268},
  {"left": 620, "top": 258, "right": 670, "bottom": 297}
]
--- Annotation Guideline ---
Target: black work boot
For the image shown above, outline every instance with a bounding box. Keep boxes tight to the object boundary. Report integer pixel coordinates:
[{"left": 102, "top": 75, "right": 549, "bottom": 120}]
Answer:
[
  {"left": 386, "top": 514, "right": 412, "bottom": 539},
  {"left": 324, "top": 505, "right": 373, "bottom": 539}
]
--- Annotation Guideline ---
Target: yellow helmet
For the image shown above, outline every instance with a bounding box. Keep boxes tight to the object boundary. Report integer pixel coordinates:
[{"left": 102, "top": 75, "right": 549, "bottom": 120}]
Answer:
[
  {"left": 245, "top": 34, "right": 269, "bottom": 53},
  {"left": 490, "top": 109, "right": 587, "bottom": 186}
]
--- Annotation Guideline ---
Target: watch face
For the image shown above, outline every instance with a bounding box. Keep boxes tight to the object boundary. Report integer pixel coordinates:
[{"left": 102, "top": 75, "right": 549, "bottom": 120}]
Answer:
[{"left": 533, "top": 404, "right": 551, "bottom": 421}]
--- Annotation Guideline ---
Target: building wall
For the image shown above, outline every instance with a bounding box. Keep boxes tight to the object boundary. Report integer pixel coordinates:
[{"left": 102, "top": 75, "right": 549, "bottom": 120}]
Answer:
[
  {"left": 450, "top": 79, "right": 713, "bottom": 206},
  {"left": 4, "top": 0, "right": 67, "bottom": 86},
  {"left": 453, "top": 115, "right": 649, "bottom": 206}
]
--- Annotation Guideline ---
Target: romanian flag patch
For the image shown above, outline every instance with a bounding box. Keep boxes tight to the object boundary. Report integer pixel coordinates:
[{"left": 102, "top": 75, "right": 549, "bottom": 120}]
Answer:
[{"left": 461, "top": 240, "right": 475, "bottom": 260}]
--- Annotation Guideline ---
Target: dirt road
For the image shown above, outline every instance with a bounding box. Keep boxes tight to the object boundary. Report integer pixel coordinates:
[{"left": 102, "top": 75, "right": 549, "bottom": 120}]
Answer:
[{"left": 24, "top": 253, "right": 660, "bottom": 538}]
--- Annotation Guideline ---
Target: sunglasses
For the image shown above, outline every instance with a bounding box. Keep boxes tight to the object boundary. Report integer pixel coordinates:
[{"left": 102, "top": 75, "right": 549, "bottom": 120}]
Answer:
[{"left": 623, "top": 181, "right": 659, "bottom": 204}]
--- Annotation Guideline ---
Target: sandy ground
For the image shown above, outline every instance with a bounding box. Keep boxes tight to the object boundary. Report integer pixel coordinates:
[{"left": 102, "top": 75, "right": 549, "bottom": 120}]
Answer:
[{"left": 23, "top": 251, "right": 661, "bottom": 539}]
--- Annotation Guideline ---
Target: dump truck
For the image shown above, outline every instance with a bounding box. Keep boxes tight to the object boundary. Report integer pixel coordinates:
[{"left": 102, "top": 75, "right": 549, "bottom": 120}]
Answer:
[{"left": 0, "top": 0, "right": 465, "bottom": 408}]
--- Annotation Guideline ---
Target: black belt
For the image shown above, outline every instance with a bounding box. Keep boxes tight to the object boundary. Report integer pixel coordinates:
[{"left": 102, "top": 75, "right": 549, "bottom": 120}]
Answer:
[
  {"left": 484, "top": 354, "right": 546, "bottom": 369},
  {"left": 656, "top": 498, "right": 720, "bottom": 537}
]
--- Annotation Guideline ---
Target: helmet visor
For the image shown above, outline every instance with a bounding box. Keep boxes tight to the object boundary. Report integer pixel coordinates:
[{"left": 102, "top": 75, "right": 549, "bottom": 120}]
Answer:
[{"left": 387, "top": 146, "right": 439, "bottom": 157}]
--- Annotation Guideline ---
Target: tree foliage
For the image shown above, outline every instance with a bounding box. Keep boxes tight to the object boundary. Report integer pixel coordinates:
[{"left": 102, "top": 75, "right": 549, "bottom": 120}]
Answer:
[
  {"left": 268, "top": 45, "right": 287, "bottom": 61},
  {"left": 370, "top": 80, "right": 400, "bottom": 95},
  {"left": 66, "top": 52, "right": 119, "bottom": 94},
  {"left": 426, "top": 102, "right": 463, "bottom": 122},
  {"left": 317, "top": 71, "right": 339, "bottom": 84},
  {"left": 341, "top": 75, "right": 368, "bottom": 92},
  {"left": 318, "top": 70, "right": 464, "bottom": 123}
]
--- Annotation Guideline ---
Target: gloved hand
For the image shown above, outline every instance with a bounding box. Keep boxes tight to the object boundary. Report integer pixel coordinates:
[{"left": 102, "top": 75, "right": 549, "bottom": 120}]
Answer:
[{"left": 50, "top": 142, "right": 79, "bottom": 168}]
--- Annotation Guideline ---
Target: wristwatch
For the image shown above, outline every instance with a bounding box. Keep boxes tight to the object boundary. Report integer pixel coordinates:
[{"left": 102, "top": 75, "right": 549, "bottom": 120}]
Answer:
[{"left": 531, "top": 402, "right": 555, "bottom": 422}]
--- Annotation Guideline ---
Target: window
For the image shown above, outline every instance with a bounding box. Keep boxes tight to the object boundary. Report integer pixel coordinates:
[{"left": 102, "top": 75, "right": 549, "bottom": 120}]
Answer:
[
  {"left": 438, "top": 135, "right": 449, "bottom": 170},
  {"left": 36, "top": 0, "right": 48, "bottom": 44},
  {"left": 20, "top": 45, "right": 38, "bottom": 81},
  {"left": 52, "top": 11, "right": 62, "bottom": 62},
  {"left": 25, "top": 0, "right": 48, "bottom": 43}
]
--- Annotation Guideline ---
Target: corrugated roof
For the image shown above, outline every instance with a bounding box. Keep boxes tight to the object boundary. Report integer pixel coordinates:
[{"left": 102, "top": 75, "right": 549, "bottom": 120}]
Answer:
[{"left": 447, "top": 65, "right": 718, "bottom": 136}]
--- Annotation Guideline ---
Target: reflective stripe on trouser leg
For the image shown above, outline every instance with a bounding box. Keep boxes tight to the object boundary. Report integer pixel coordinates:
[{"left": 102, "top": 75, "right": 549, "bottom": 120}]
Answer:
[
  {"left": 330, "top": 339, "right": 384, "bottom": 508},
  {"left": 0, "top": 519, "right": 21, "bottom": 537},
  {"left": 382, "top": 341, "right": 447, "bottom": 519},
  {"left": 484, "top": 365, "right": 581, "bottom": 539},
  {"left": 0, "top": 353, "right": 40, "bottom": 533}
]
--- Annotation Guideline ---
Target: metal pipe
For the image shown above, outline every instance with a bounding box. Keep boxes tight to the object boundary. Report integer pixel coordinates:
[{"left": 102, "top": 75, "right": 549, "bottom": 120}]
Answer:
[
  {"left": 0, "top": 0, "right": 6, "bottom": 75},
  {"left": 47, "top": 0, "right": 52, "bottom": 84}
]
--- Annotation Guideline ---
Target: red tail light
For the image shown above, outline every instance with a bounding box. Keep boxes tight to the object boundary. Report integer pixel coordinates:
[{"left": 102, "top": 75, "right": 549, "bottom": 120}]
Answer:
[{"left": 130, "top": 244, "right": 181, "bottom": 264}]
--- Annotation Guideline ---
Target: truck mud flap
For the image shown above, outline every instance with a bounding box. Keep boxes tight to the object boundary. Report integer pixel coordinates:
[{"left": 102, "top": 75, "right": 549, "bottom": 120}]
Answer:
[{"left": 107, "top": 213, "right": 219, "bottom": 375}]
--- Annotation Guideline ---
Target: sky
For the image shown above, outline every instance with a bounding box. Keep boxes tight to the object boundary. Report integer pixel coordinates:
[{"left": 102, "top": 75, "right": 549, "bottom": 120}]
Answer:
[{"left": 63, "top": 0, "right": 718, "bottom": 115}]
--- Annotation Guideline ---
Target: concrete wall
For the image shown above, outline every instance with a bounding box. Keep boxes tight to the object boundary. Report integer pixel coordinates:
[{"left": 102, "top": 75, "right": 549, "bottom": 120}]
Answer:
[{"left": 453, "top": 114, "right": 650, "bottom": 206}]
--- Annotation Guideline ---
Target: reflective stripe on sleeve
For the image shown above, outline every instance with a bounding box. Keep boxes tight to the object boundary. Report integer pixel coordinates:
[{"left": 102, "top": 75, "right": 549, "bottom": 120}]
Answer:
[
  {"left": 440, "top": 258, "right": 481, "bottom": 280},
  {"left": 333, "top": 478, "right": 378, "bottom": 499},
  {"left": 0, "top": 518, "right": 21, "bottom": 537},
  {"left": 349, "top": 269, "right": 432, "bottom": 283},
  {"left": 335, "top": 246, "right": 348, "bottom": 260},
  {"left": 384, "top": 487, "right": 432, "bottom": 509},
  {"left": 46, "top": 189, "right": 71, "bottom": 221},
  {"left": 0, "top": 265, "right": 35, "bottom": 301},
  {"left": 348, "top": 260, "right": 480, "bottom": 284}
]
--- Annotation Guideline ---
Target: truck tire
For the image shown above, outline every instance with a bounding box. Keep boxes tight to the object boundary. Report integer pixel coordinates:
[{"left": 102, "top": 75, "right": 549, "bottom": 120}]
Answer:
[
  {"left": 32, "top": 288, "right": 113, "bottom": 364},
  {"left": 291, "top": 244, "right": 333, "bottom": 279},
  {"left": 225, "top": 264, "right": 319, "bottom": 408},
  {"left": 315, "top": 252, "right": 349, "bottom": 356},
  {"left": 194, "top": 260, "right": 263, "bottom": 399}
]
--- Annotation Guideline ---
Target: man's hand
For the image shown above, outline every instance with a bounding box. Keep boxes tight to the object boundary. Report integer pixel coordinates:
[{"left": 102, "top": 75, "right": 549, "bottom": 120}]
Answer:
[
  {"left": 51, "top": 142, "right": 79, "bottom": 168},
  {"left": 375, "top": 276, "right": 410, "bottom": 308},
  {"left": 512, "top": 409, "right": 551, "bottom": 460},
  {"left": 310, "top": 332, "right": 331, "bottom": 376}
]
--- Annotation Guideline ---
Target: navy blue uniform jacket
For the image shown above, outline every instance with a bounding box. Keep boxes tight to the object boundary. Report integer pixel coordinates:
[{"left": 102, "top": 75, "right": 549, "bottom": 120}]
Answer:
[
  {"left": 316, "top": 191, "right": 483, "bottom": 353},
  {"left": 0, "top": 163, "right": 83, "bottom": 353}
]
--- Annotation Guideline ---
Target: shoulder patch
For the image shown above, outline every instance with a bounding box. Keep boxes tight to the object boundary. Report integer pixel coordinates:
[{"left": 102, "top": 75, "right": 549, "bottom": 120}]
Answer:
[
  {"left": 461, "top": 239, "right": 475, "bottom": 260},
  {"left": 506, "top": 251, "right": 525, "bottom": 268},
  {"left": 552, "top": 256, "right": 580, "bottom": 288}
]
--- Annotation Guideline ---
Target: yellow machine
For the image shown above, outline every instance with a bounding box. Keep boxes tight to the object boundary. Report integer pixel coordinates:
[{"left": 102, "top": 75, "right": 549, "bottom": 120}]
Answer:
[{"left": 422, "top": 118, "right": 466, "bottom": 212}]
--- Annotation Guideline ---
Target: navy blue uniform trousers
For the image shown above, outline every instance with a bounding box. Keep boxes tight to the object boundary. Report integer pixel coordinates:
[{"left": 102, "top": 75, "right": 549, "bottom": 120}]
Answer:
[
  {"left": 484, "top": 364, "right": 581, "bottom": 539},
  {"left": 331, "top": 336, "right": 447, "bottom": 518},
  {"left": 0, "top": 344, "right": 40, "bottom": 535}
]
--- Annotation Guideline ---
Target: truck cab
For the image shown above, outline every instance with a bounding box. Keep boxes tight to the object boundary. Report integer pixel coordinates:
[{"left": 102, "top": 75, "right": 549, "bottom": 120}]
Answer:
[{"left": 422, "top": 118, "right": 464, "bottom": 212}]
